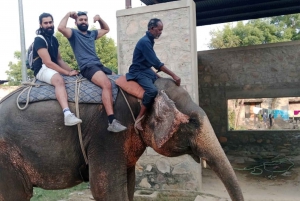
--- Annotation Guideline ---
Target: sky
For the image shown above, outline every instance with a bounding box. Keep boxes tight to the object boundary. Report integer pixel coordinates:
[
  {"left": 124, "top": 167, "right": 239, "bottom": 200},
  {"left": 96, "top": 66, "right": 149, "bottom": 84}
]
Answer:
[{"left": 0, "top": 0, "right": 220, "bottom": 80}]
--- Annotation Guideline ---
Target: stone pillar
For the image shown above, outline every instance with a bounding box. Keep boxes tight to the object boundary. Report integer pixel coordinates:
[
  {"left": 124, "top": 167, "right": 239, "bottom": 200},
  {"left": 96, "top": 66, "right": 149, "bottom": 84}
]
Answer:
[
  {"left": 117, "top": 0, "right": 198, "bottom": 104},
  {"left": 117, "top": 0, "right": 201, "bottom": 192}
]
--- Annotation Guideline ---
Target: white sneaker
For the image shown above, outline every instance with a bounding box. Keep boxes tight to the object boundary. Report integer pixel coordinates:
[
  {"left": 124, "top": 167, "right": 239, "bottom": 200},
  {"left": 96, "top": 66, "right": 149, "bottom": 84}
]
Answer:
[
  {"left": 64, "top": 113, "right": 82, "bottom": 126},
  {"left": 107, "top": 119, "right": 127, "bottom": 132}
]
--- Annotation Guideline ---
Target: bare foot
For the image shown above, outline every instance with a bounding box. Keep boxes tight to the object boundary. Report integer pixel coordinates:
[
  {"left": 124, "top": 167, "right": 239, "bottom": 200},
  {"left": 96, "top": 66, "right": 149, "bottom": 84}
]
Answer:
[
  {"left": 134, "top": 115, "right": 145, "bottom": 132},
  {"left": 135, "top": 121, "right": 143, "bottom": 131}
]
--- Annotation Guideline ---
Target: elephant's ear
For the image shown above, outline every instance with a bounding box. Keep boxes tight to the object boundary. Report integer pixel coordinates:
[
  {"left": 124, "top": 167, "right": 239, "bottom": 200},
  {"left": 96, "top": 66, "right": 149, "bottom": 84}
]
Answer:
[{"left": 147, "top": 90, "right": 189, "bottom": 148}]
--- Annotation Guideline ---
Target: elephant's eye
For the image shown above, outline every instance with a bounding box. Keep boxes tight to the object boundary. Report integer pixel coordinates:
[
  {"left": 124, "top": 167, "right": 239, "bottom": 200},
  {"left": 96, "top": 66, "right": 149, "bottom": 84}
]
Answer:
[{"left": 189, "top": 117, "right": 200, "bottom": 128}]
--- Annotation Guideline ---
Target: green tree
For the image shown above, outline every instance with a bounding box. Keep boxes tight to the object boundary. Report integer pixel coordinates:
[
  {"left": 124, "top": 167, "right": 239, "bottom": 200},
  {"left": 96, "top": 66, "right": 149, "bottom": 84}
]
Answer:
[
  {"left": 5, "top": 51, "right": 34, "bottom": 86},
  {"left": 5, "top": 31, "right": 118, "bottom": 86},
  {"left": 271, "top": 14, "right": 300, "bottom": 41},
  {"left": 209, "top": 14, "right": 300, "bottom": 49},
  {"left": 55, "top": 32, "right": 78, "bottom": 70}
]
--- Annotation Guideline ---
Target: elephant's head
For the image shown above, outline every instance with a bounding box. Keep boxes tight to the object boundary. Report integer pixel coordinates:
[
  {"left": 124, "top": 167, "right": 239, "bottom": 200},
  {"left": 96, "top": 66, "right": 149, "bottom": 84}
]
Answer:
[{"left": 140, "top": 78, "right": 244, "bottom": 201}]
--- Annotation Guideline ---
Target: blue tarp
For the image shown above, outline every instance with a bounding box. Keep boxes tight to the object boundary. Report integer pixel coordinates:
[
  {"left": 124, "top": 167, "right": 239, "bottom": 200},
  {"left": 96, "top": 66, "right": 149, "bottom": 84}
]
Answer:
[{"left": 273, "top": 110, "right": 289, "bottom": 121}]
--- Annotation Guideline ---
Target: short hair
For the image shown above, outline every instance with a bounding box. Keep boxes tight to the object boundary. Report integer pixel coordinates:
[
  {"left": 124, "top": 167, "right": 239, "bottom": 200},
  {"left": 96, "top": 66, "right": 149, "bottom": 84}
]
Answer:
[
  {"left": 38, "top": 13, "right": 53, "bottom": 25},
  {"left": 147, "top": 18, "right": 162, "bottom": 30},
  {"left": 77, "top": 11, "right": 87, "bottom": 17}
]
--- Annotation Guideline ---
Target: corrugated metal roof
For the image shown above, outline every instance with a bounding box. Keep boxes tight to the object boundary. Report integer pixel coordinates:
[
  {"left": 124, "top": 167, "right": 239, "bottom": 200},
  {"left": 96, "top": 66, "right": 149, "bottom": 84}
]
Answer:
[{"left": 140, "top": 0, "right": 300, "bottom": 26}]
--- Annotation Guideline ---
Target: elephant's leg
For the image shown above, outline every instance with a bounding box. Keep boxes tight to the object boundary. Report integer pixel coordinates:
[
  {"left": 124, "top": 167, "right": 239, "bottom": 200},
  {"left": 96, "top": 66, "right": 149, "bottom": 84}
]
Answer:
[
  {"left": 127, "top": 166, "right": 136, "bottom": 201},
  {"left": 89, "top": 161, "right": 129, "bottom": 201},
  {"left": 0, "top": 162, "right": 32, "bottom": 201}
]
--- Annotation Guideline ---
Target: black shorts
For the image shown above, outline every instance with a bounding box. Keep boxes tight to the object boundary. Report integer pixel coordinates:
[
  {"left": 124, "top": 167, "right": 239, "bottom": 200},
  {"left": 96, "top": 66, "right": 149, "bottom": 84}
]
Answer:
[{"left": 81, "top": 64, "right": 113, "bottom": 81}]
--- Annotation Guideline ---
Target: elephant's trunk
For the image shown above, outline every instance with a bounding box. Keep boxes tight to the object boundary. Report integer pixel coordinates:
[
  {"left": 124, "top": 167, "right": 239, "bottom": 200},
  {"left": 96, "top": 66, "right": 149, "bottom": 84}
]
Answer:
[
  {"left": 206, "top": 158, "right": 244, "bottom": 201},
  {"left": 191, "top": 116, "right": 244, "bottom": 201}
]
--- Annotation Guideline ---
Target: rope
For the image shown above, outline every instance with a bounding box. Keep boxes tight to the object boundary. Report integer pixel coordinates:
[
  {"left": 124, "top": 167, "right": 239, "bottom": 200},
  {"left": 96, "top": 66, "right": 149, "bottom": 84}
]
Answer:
[
  {"left": 74, "top": 76, "right": 88, "bottom": 164},
  {"left": 234, "top": 155, "right": 294, "bottom": 177},
  {"left": 14, "top": 77, "right": 89, "bottom": 164},
  {"left": 13, "top": 75, "right": 135, "bottom": 165},
  {"left": 119, "top": 88, "right": 136, "bottom": 122},
  {"left": 15, "top": 78, "right": 84, "bottom": 110},
  {"left": 16, "top": 85, "right": 34, "bottom": 110},
  {"left": 16, "top": 79, "right": 46, "bottom": 110},
  {"left": 108, "top": 77, "right": 136, "bottom": 123}
]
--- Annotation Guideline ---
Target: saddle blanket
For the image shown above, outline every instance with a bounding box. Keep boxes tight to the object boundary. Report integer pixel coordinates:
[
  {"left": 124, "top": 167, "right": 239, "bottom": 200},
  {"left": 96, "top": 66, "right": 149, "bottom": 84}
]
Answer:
[{"left": 18, "top": 75, "right": 120, "bottom": 104}]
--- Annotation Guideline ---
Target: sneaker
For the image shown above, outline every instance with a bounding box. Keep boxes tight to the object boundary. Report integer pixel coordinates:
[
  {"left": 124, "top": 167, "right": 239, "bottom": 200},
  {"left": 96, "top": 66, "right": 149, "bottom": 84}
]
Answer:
[
  {"left": 64, "top": 113, "right": 82, "bottom": 126},
  {"left": 107, "top": 119, "right": 127, "bottom": 132}
]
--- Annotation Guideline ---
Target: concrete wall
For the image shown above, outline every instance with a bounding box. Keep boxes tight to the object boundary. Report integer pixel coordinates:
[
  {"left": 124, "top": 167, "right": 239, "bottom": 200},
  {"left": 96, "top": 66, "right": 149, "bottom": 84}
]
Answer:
[
  {"left": 136, "top": 148, "right": 201, "bottom": 192},
  {"left": 198, "top": 40, "right": 300, "bottom": 157},
  {"left": 116, "top": 0, "right": 198, "bottom": 103},
  {"left": 117, "top": 0, "right": 201, "bottom": 192}
]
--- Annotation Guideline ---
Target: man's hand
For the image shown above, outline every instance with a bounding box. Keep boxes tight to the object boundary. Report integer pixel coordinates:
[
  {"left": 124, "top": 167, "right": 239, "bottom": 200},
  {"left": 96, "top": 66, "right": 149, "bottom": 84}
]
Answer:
[
  {"left": 68, "top": 70, "right": 79, "bottom": 76},
  {"left": 93, "top": 15, "right": 101, "bottom": 23},
  {"left": 69, "top": 11, "right": 77, "bottom": 20},
  {"left": 173, "top": 75, "right": 181, "bottom": 86}
]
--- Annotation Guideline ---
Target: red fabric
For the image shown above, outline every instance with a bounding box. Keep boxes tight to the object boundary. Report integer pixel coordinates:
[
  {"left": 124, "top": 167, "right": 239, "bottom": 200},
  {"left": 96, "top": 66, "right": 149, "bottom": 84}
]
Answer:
[
  {"left": 294, "top": 110, "right": 300, "bottom": 115},
  {"left": 115, "top": 76, "right": 145, "bottom": 99}
]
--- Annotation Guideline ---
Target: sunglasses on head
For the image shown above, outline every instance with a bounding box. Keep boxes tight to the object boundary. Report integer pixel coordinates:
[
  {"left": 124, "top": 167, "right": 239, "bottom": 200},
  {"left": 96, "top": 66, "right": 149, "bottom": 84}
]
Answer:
[{"left": 77, "top": 11, "right": 88, "bottom": 16}]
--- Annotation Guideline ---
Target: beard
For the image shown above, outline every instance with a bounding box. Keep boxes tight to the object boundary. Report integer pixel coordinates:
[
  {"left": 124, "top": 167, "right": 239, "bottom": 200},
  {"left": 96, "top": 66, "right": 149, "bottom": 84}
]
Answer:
[
  {"left": 77, "top": 24, "right": 89, "bottom": 32},
  {"left": 42, "top": 26, "right": 54, "bottom": 36}
]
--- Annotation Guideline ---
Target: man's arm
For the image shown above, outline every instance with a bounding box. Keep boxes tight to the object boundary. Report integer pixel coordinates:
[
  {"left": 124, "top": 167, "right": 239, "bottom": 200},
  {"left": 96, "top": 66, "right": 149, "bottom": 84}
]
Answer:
[
  {"left": 58, "top": 12, "right": 76, "bottom": 39},
  {"left": 93, "top": 15, "right": 109, "bottom": 39},
  {"left": 159, "top": 66, "right": 181, "bottom": 86},
  {"left": 141, "top": 41, "right": 181, "bottom": 86},
  {"left": 57, "top": 51, "right": 79, "bottom": 76},
  {"left": 37, "top": 48, "right": 70, "bottom": 75}
]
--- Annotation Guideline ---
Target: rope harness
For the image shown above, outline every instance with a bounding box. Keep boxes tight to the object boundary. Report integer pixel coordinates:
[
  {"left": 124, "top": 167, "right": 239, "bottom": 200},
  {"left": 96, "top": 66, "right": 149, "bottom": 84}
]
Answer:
[
  {"left": 13, "top": 76, "right": 136, "bottom": 165},
  {"left": 234, "top": 155, "right": 294, "bottom": 179}
]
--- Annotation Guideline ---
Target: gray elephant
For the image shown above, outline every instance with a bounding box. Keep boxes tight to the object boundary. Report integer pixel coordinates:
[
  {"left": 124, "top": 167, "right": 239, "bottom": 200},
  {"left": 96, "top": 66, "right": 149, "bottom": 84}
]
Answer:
[{"left": 0, "top": 78, "right": 244, "bottom": 201}]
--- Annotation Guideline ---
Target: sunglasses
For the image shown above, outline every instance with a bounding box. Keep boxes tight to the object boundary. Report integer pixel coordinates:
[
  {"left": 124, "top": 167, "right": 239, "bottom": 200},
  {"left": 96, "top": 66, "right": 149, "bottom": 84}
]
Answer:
[{"left": 77, "top": 11, "right": 88, "bottom": 16}]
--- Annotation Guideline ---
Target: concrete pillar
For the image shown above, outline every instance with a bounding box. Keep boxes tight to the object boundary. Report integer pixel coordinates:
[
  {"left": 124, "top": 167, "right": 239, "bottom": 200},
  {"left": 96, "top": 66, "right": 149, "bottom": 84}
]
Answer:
[
  {"left": 117, "top": 0, "right": 198, "bottom": 104},
  {"left": 116, "top": 0, "right": 201, "bottom": 192}
]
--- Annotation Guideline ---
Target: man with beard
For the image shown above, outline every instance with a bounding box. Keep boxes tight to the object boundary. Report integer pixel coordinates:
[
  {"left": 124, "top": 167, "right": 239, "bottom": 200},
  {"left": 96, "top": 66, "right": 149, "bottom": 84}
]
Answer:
[
  {"left": 126, "top": 18, "right": 181, "bottom": 131},
  {"left": 32, "top": 12, "right": 82, "bottom": 126},
  {"left": 58, "top": 11, "right": 127, "bottom": 133}
]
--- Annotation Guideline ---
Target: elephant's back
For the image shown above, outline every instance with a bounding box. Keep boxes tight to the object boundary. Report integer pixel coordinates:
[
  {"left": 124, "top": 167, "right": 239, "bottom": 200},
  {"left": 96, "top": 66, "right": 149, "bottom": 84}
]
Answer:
[
  {"left": 0, "top": 88, "right": 64, "bottom": 140},
  {"left": 0, "top": 86, "right": 24, "bottom": 108}
]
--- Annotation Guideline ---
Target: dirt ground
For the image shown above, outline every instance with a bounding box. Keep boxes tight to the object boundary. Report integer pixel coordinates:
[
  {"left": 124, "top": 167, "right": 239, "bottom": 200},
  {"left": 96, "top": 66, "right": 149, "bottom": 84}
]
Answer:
[
  {"left": 200, "top": 165, "right": 300, "bottom": 201},
  {"left": 67, "top": 165, "right": 300, "bottom": 201}
]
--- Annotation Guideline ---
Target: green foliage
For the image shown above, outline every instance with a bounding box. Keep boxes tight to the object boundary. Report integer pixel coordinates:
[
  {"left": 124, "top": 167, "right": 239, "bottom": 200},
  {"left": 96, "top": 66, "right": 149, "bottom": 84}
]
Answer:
[
  {"left": 228, "top": 110, "right": 235, "bottom": 131},
  {"left": 55, "top": 32, "right": 78, "bottom": 70},
  {"left": 95, "top": 34, "right": 118, "bottom": 74},
  {"left": 31, "top": 183, "right": 88, "bottom": 201},
  {"left": 5, "top": 51, "right": 34, "bottom": 86},
  {"left": 270, "top": 14, "right": 300, "bottom": 41},
  {"left": 209, "top": 14, "right": 300, "bottom": 49}
]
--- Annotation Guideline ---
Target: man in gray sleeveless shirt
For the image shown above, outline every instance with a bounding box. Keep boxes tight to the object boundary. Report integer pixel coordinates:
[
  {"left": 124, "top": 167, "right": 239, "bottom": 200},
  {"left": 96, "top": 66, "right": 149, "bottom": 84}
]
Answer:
[{"left": 58, "top": 11, "right": 127, "bottom": 133}]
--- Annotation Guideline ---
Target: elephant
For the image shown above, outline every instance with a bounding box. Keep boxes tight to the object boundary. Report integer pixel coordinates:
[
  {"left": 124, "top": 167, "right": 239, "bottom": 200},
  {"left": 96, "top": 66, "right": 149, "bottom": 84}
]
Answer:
[{"left": 0, "top": 78, "right": 244, "bottom": 201}]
